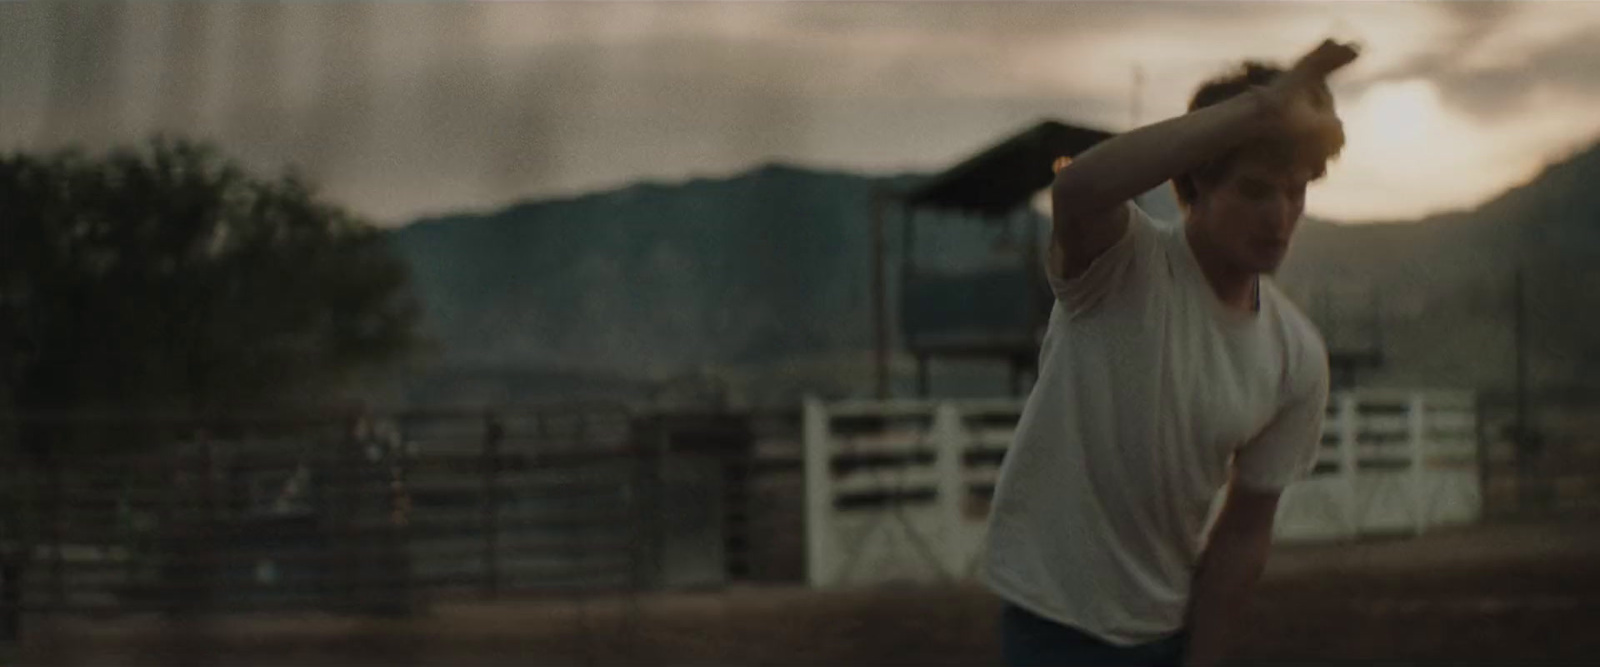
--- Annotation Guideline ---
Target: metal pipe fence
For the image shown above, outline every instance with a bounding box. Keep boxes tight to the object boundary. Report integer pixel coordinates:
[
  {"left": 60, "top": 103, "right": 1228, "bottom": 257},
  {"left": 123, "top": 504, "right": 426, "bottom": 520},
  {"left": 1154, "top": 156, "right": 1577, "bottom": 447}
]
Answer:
[{"left": 0, "top": 405, "right": 809, "bottom": 641}]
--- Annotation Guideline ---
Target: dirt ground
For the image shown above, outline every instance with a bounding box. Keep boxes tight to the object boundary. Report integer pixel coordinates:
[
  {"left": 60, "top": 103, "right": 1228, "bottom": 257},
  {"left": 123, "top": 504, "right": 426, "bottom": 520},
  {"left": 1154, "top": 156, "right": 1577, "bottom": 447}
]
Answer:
[{"left": 16, "top": 519, "right": 1600, "bottom": 666}]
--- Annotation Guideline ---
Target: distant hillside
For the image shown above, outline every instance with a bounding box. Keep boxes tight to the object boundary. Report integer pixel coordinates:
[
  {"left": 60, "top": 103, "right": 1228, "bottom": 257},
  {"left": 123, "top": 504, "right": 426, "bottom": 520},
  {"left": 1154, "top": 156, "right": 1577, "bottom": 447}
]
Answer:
[
  {"left": 389, "top": 166, "right": 965, "bottom": 399},
  {"left": 387, "top": 141, "right": 1600, "bottom": 404},
  {"left": 1277, "top": 140, "right": 1600, "bottom": 393}
]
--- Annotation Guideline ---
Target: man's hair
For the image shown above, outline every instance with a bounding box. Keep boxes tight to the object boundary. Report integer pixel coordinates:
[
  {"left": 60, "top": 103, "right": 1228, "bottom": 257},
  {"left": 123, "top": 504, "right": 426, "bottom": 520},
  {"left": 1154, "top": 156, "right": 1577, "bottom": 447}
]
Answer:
[{"left": 1172, "top": 61, "right": 1345, "bottom": 208}]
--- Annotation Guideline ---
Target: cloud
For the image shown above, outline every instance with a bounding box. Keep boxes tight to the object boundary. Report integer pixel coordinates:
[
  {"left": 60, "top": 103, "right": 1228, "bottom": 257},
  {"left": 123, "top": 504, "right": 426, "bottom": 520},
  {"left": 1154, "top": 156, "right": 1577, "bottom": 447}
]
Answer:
[
  {"left": 1400, "top": 33, "right": 1600, "bottom": 121},
  {"left": 1350, "top": 2, "right": 1600, "bottom": 120},
  {"left": 4, "top": 1, "right": 1598, "bottom": 225},
  {"left": 1438, "top": 1, "right": 1520, "bottom": 39}
]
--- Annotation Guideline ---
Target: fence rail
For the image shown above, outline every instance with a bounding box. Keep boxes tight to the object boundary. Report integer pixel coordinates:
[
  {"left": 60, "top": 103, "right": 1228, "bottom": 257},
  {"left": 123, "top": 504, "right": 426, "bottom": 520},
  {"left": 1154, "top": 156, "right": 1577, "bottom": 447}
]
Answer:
[{"left": 803, "top": 390, "right": 1484, "bottom": 588}]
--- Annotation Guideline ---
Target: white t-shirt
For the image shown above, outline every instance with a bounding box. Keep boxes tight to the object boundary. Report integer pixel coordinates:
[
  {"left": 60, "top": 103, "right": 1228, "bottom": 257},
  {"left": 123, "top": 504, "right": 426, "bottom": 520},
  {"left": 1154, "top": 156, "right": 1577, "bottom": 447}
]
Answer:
[{"left": 979, "top": 201, "right": 1330, "bottom": 646}]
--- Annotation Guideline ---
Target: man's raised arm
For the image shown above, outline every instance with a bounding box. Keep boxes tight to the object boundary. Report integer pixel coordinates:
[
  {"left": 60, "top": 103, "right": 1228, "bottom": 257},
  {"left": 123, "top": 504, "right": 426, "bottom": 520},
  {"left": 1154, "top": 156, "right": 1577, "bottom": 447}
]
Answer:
[{"left": 1050, "top": 40, "right": 1358, "bottom": 281}]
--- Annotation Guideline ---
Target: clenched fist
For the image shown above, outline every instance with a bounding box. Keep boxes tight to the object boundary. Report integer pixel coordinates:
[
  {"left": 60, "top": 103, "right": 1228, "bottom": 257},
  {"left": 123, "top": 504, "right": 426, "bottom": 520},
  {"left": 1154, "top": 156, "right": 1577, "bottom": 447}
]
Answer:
[{"left": 1255, "top": 39, "right": 1360, "bottom": 140}]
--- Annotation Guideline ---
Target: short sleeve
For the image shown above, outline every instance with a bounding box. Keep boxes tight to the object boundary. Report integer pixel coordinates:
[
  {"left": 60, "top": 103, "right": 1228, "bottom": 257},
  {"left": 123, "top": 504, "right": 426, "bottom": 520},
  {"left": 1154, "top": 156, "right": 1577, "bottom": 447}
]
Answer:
[
  {"left": 1046, "top": 201, "right": 1160, "bottom": 317},
  {"left": 1233, "top": 349, "right": 1331, "bottom": 492}
]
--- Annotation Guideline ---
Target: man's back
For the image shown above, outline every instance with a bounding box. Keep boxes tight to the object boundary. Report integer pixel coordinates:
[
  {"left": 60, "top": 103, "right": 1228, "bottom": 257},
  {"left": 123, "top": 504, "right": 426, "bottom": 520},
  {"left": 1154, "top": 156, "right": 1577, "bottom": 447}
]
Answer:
[{"left": 979, "top": 202, "right": 1328, "bottom": 646}]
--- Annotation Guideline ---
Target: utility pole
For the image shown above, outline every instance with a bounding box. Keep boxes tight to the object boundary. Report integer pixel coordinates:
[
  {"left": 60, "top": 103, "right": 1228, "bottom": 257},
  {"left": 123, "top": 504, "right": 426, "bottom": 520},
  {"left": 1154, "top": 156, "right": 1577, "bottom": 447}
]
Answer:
[
  {"left": 1371, "top": 285, "right": 1384, "bottom": 359},
  {"left": 1130, "top": 63, "right": 1145, "bottom": 128},
  {"left": 872, "top": 191, "right": 889, "bottom": 400},
  {"left": 1514, "top": 267, "right": 1527, "bottom": 446},
  {"left": 1512, "top": 266, "right": 1543, "bottom": 514}
]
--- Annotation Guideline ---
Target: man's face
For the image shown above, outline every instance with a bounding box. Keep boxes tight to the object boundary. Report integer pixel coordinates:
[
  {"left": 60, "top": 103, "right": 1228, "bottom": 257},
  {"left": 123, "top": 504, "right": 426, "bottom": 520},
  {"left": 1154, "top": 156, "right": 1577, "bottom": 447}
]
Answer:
[{"left": 1191, "top": 151, "right": 1318, "bottom": 274}]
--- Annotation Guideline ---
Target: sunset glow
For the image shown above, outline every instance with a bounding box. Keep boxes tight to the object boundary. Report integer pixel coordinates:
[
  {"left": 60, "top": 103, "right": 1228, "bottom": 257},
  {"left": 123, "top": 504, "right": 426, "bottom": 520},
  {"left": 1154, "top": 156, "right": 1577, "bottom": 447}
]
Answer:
[
  {"left": 1310, "top": 80, "right": 1484, "bottom": 221},
  {"left": 1310, "top": 77, "right": 1598, "bottom": 222}
]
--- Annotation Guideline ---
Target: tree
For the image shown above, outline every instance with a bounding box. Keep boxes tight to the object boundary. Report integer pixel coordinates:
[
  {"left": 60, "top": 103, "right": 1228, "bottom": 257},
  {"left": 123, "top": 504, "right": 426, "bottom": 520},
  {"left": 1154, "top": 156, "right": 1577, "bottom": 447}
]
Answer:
[{"left": 0, "top": 137, "right": 421, "bottom": 443}]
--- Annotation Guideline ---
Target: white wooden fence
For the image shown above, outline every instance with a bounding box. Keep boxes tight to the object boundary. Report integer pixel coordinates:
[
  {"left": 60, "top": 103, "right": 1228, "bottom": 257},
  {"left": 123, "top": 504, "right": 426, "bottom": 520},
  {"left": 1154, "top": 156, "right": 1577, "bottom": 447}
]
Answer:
[{"left": 803, "top": 390, "right": 1481, "bottom": 588}]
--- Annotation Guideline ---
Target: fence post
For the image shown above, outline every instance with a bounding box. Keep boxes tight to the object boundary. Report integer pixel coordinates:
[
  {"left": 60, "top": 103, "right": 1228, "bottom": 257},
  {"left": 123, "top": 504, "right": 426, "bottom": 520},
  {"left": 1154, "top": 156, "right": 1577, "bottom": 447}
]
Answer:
[
  {"left": 932, "top": 403, "right": 965, "bottom": 578},
  {"left": 1339, "top": 393, "right": 1360, "bottom": 538},
  {"left": 387, "top": 417, "right": 414, "bottom": 616},
  {"left": 337, "top": 416, "right": 362, "bottom": 612},
  {"left": 1474, "top": 393, "right": 1492, "bottom": 520},
  {"left": 625, "top": 414, "right": 666, "bottom": 594},
  {"left": 1, "top": 441, "right": 20, "bottom": 658},
  {"left": 802, "top": 398, "right": 831, "bottom": 588},
  {"left": 46, "top": 451, "right": 62, "bottom": 607},
  {"left": 1409, "top": 394, "right": 1428, "bottom": 535},
  {"left": 723, "top": 419, "right": 755, "bottom": 581},
  {"left": 481, "top": 412, "right": 503, "bottom": 599},
  {"left": 650, "top": 417, "right": 670, "bottom": 590},
  {"left": 1, "top": 545, "right": 19, "bottom": 652}
]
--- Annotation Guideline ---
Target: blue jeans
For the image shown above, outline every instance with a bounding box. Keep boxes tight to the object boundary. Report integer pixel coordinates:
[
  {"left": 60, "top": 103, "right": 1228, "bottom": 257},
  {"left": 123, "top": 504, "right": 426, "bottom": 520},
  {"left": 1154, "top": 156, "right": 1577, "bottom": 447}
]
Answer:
[{"left": 1001, "top": 603, "right": 1188, "bottom": 667}]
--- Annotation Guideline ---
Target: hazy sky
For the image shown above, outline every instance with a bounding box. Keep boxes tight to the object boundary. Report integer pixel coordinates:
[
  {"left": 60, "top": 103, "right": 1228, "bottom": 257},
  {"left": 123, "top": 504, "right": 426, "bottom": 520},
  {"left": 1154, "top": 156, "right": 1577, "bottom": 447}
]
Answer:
[{"left": 4, "top": 1, "right": 1600, "bottom": 226}]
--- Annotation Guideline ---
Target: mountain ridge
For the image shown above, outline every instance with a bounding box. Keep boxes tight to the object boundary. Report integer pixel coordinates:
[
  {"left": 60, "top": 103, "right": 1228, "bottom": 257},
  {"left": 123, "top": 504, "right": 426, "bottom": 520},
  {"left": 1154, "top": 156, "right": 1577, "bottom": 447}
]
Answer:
[{"left": 385, "top": 140, "right": 1600, "bottom": 403}]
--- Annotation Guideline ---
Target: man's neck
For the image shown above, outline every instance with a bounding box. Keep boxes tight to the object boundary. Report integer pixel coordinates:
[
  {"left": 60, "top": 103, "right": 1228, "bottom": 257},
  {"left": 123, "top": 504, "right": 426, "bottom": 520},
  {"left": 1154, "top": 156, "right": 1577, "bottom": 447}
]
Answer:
[{"left": 1184, "top": 225, "right": 1259, "bottom": 313}]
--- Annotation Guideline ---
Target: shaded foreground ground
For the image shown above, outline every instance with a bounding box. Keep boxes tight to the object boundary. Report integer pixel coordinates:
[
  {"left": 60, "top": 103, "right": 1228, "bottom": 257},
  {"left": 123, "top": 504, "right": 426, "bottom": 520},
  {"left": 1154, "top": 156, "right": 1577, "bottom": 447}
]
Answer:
[{"left": 20, "top": 519, "right": 1600, "bottom": 666}]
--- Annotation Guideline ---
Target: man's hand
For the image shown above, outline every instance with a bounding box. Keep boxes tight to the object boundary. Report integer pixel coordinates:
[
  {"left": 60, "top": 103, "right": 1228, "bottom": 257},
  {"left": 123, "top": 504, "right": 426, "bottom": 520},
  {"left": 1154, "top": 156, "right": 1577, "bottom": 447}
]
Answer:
[
  {"left": 1183, "top": 483, "right": 1283, "bottom": 667},
  {"left": 1256, "top": 39, "right": 1360, "bottom": 139}
]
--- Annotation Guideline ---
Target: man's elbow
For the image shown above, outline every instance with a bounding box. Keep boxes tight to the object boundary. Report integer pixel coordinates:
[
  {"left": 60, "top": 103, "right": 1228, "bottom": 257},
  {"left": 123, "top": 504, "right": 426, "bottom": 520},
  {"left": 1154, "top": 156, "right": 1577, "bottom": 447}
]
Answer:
[
  {"left": 1199, "top": 530, "right": 1272, "bottom": 591},
  {"left": 1050, "top": 167, "right": 1107, "bottom": 239},
  {"left": 1051, "top": 161, "right": 1128, "bottom": 228},
  {"left": 1206, "top": 493, "right": 1280, "bottom": 575},
  {"left": 1051, "top": 164, "right": 1095, "bottom": 213}
]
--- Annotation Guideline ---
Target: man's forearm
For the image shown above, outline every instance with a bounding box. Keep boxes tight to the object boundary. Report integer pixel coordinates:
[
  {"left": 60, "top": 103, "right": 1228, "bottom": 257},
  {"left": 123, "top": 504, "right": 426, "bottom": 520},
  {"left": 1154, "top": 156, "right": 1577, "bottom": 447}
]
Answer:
[
  {"left": 1184, "top": 531, "right": 1272, "bottom": 667},
  {"left": 1054, "top": 89, "right": 1273, "bottom": 216}
]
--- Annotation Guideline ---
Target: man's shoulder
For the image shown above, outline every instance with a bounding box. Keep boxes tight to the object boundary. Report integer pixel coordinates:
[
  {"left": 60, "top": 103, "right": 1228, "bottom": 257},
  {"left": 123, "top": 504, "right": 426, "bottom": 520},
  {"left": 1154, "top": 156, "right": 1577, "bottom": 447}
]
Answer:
[{"left": 1261, "top": 280, "right": 1330, "bottom": 378}]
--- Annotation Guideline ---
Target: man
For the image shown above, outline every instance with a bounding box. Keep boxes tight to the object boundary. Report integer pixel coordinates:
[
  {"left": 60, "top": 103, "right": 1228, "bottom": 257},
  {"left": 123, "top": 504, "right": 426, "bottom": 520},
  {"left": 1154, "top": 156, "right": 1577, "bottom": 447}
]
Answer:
[{"left": 978, "top": 40, "right": 1360, "bottom": 667}]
